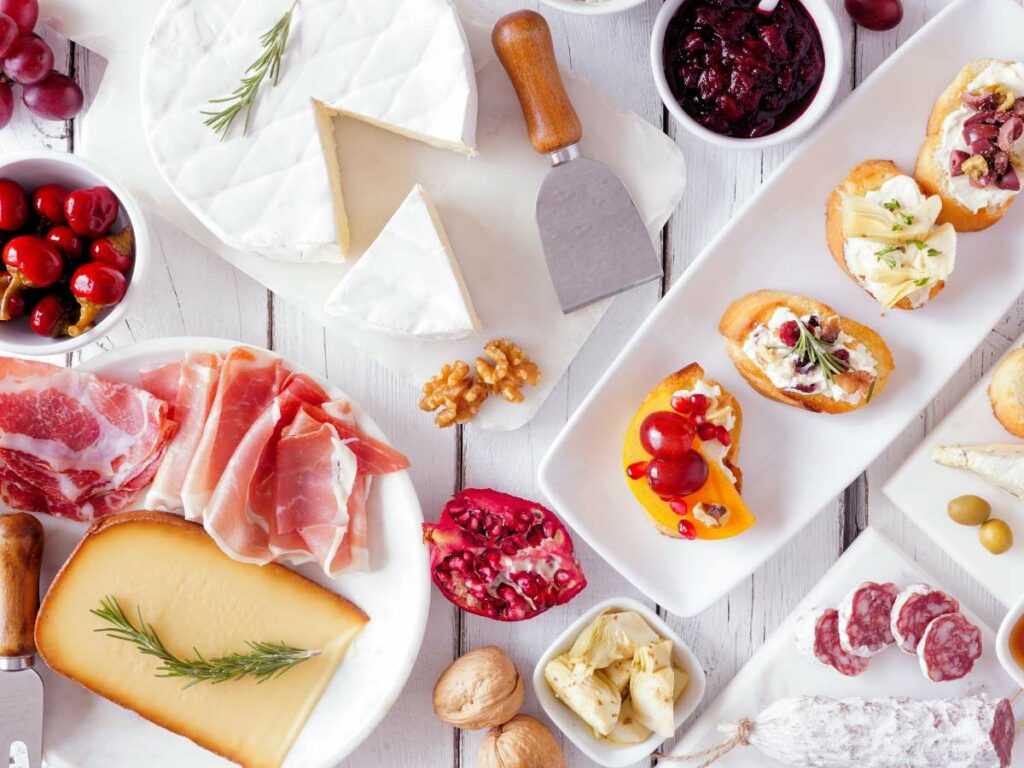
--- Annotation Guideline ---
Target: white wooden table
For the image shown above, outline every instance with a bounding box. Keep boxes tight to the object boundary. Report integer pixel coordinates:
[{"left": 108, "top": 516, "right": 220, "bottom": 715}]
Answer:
[{"left": 8, "top": 1, "right": 1022, "bottom": 765}]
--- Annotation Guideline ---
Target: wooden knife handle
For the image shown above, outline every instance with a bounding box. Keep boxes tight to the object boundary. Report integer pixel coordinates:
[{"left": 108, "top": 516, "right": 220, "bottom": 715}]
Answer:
[
  {"left": 0, "top": 513, "right": 43, "bottom": 660},
  {"left": 492, "top": 10, "right": 583, "bottom": 156}
]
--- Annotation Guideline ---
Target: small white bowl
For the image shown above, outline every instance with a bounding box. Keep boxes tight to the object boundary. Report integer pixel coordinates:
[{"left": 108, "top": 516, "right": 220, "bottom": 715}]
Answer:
[
  {"left": 996, "top": 593, "right": 1024, "bottom": 689},
  {"left": 651, "top": 0, "right": 843, "bottom": 149},
  {"left": 539, "top": 0, "right": 650, "bottom": 16},
  {"left": 0, "top": 150, "right": 148, "bottom": 355},
  {"left": 533, "top": 597, "right": 706, "bottom": 768}
]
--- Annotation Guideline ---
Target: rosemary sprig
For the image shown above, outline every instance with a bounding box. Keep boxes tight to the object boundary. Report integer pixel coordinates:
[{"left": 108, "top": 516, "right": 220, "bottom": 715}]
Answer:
[
  {"left": 92, "top": 596, "right": 320, "bottom": 688},
  {"left": 201, "top": 3, "right": 298, "bottom": 139},
  {"left": 792, "top": 321, "right": 850, "bottom": 382}
]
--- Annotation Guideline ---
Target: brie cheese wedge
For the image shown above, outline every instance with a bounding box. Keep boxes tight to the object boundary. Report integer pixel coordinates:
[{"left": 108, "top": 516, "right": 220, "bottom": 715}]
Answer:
[
  {"left": 324, "top": 184, "right": 481, "bottom": 339},
  {"left": 141, "top": 0, "right": 478, "bottom": 263},
  {"left": 933, "top": 443, "right": 1024, "bottom": 501}
]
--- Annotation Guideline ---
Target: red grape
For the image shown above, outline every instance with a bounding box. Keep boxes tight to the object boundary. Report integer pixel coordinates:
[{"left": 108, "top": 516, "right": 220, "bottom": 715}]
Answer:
[
  {"left": 0, "top": 81, "right": 12, "bottom": 130},
  {"left": 645, "top": 452, "right": 709, "bottom": 498},
  {"left": 4, "top": 34, "right": 52, "bottom": 85},
  {"left": 23, "top": 71, "right": 84, "bottom": 121},
  {"left": 639, "top": 411, "right": 695, "bottom": 461},
  {"left": 0, "top": 0, "right": 37, "bottom": 36},
  {"left": 844, "top": 0, "right": 903, "bottom": 31},
  {"left": 0, "top": 13, "right": 18, "bottom": 58},
  {"left": 0, "top": 178, "right": 27, "bottom": 229}
]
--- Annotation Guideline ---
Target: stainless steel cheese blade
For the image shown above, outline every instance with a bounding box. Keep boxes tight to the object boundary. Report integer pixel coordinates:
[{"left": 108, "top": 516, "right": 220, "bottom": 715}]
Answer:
[
  {"left": 0, "top": 514, "right": 44, "bottom": 768},
  {"left": 494, "top": 11, "right": 663, "bottom": 314}
]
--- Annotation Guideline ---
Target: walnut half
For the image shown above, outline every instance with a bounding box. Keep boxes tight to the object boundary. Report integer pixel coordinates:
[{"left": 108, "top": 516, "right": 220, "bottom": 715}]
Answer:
[
  {"left": 419, "top": 361, "right": 489, "bottom": 428},
  {"left": 476, "top": 338, "right": 541, "bottom": 404}
]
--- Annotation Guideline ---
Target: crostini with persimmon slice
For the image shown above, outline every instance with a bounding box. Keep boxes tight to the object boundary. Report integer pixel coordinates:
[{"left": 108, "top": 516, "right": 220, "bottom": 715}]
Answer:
[
  {"left": 719, "top": 290, "right": 895, "bottom": 415},
  {"left": 826, "top": 159, "right": 956, "bottom": 310},
  {"left": 915, "top": 59, "right": 1024, "bottom": 232},
  {"left": 623, "top": 363, "right": 756, "bottom": 541}
]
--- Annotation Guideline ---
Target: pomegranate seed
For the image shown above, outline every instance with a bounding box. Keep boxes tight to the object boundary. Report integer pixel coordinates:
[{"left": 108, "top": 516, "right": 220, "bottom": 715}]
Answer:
[
  {"left": 670, "top": 394, "right": 692, "bottom": 414},
  {"left": 716, "top": 426, "right": 732, "bottom": 446},
  {"left": 779, "top": 320, "right": 801, "bottom": 347},
  {"left": 678, "top": 519, "right": 698, "bottom": 540},
  {"left": 689, "top": 393, "right": 708, "bottom": 413},
  {"left": 553, "top": 569, "right": 572, "bottom": 586},
  {"left": 697, "top": 423, "right": 717, "bottom": 441},
  {"left": 692, "top": 413, "right": 705, "bottom": 426},
  {"left": 484, "top": 548, "right": 502, "bottom": 567},
  {"left": 526, "top": 526, "right": 544, "bottom": 547},
  {"left": 627, "top": 461, "right": 648, "bottom": 480},
  {"left": 542, "top": 521, "right": 557, "bottom": 538},
  {"left": 669, "top": 498, "right": 689, "bottom": 516}
]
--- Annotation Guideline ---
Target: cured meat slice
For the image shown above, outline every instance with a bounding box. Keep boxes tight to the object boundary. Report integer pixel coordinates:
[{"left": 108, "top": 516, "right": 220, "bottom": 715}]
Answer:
[
  {"left": 180, "top": 347, "right": 284, "bottom": 521},
  {"left": 891, "top": 583, "right": 960, "bottom": 655},
  {"left": 0, "top": 358, "right": 174, "bottom": 520},
  {"left": 140, "top": 362, "right": 182, "bottom": 406},
  {"left": 837, "top": 581, "right": 899, "bottom": 657},
  {"left": 699, "top": 695, "right": 1014, "bottom": 768},
  {"left": 308, "top": 401, "right": 410, "bottom": 475},
  {"left": 918, "top": 612, "right": 983, "bottom": 682},
  {"left": 143, "top": 352, "right": 221, "bottom": 512},
  {"left": 793, "top": 608, "right": 870, "bottom": 677}
]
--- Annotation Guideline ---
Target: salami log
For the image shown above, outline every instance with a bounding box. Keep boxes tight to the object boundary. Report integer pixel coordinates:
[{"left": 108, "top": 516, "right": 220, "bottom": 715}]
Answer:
[
  {"left": 918, "top": 612, "right": 983, "bottom": 682},
  {"left": 837, "top": 581, "right": 898, "bottom": 657},
  {"left": 662, "top": 696, "right": 1015, "bottom": 768},
  {"left": 793, "top": 608, "right": 870, "bottom": 677},
  {"left": 891, "top": 583, "right": 960, "bottom": 654}
]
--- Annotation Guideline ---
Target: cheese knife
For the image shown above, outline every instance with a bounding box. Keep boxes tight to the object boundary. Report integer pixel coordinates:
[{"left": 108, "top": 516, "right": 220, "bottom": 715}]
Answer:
[
  {"left": 0, "top": 514, "right": 43, "bottom": 768},
  {"left": 493, "top": 10, "right": 663, "bottom": 314}
]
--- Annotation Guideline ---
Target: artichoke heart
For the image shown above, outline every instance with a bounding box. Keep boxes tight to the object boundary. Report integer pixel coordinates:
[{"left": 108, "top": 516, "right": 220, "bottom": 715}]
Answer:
[
  {"left": 568, "top": 610, "right": 660, "bottom": 671},
  {"left": 603, "top": 699, "right": 653, "bottom": 745},
  {"left": 604, "top": 658, "right": 632, "bottom": 695},
  {"left": 544, "top": 654, "right": 621, "bottom": 736},
  {"left": 841, "top": 192, "right": 940, "bottom": 242},
  {"left": 860, "top": 222, "right": 956, "bottom": 308},
  {"left": 673, "top": 666, "right": 690, "bottom": 701},
  {"left": 630, "top": 640, "right": 676, "bottom": 738}
]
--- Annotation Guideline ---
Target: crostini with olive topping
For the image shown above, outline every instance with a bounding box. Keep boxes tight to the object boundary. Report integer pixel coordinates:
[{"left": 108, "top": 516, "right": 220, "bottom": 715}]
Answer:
[
  {"left": 719, "top": 291, "right": 895, "bottom": 415},
  {"left": 915, "top": 59, "right": 1024, "bottom": 232},
  {"left": 826, "top": 159, "right": 956, "bottom": 310}
]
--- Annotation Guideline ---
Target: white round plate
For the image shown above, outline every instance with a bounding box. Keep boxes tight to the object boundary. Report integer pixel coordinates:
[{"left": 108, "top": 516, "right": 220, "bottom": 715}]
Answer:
[{"left": 30, "top": 337, "right": 429, "bottom": 768}]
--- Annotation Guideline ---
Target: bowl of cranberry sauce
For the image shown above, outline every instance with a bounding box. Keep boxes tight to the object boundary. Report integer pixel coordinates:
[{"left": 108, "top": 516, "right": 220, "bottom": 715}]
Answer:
[{"left": 652, "top": 0, "right": 842, "bottom": 148}]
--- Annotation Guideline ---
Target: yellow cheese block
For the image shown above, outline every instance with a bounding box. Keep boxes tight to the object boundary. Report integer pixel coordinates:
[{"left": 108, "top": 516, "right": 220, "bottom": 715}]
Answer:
[{"left": 36, "top": 512, "right": 368, "bottom": 768}]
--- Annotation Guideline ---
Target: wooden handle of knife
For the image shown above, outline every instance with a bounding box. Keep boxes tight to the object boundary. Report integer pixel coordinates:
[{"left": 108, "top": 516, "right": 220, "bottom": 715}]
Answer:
[
  {"left": 0, "top": 513, "right": 43, "bottom": 659},
  {"left": 492, "top": 10, "right": 583, "bottom": 156}
]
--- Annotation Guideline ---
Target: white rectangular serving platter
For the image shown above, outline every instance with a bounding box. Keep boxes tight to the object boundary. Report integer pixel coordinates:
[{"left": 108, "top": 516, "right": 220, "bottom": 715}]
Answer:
[
  {"left": 539, "top": 0, "right": 1024, "bottom": 617},
  {"left": 670, "top": 528, "right": 1020, "bottom": 767},
  {"left": 885, "top": 328, "right": 1024, "bottom": 609}
]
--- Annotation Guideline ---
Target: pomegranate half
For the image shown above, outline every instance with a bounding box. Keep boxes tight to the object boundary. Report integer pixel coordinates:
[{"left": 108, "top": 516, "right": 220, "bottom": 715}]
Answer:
[{"left": 423, "top": 488, "right": 587, "bottom": 621}]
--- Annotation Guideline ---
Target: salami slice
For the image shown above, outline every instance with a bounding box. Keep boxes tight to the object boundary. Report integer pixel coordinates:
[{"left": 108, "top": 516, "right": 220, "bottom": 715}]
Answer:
[
  {"left": 793, "top": 608, "right": 870, "bottom": 677},
  {"left": 837, "top": 581, "right": 899, "bottom": 657},
  {"left": 918, "top": 612, "right": 983, "bottom": 682},
  {"left": 890, "top": 583, "right": 960, "bottom": 654}
]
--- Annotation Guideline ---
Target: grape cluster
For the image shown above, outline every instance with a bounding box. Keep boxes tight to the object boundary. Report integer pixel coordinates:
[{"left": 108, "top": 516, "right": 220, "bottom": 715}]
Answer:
[{"left": 0, "top": 0, "right": 84, "bottom": 128}]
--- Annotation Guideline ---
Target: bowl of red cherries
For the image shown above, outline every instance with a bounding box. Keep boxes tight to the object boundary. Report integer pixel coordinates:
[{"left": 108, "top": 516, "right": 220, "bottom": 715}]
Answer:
[{"left": 0, "top": 150, "right": 148, "bottom": 354}]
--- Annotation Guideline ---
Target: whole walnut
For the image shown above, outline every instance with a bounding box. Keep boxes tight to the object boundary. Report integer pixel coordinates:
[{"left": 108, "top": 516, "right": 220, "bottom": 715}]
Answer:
[
  {"left": 478, "top": 715, "right": 567, "bottom": 768},
  {"left": 433, "top": 646, "right": 524, "bottom": 730}
]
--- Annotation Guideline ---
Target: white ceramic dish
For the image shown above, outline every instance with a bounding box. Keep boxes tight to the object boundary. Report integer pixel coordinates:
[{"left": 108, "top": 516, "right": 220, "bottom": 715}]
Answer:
[
  {"left": 671, "top": 528, "right": 1021, "bottom": 766},
  {"left": 884, "top": 325, "right": 1024, "bottom": 610},
  {"left": 18, "top": 337, "right": 429, "bottom": 768},
  {"left": 650, "top": 0, "right": 843, "bottom": 149},
  {"left": 539, "top": 0, "right": 1024, "bottom": 617},
  {"left": 539, "top": 0, "right": 649, "bottom": 15},
  {"left": 996, "top": 594, "right": 1024, "bottom": 690},
  {"left": 0, "top": 150, "right": 149, "bottom": 355},
  {"left": 533, "top": 597, "right": 706, "bottom": 767}
]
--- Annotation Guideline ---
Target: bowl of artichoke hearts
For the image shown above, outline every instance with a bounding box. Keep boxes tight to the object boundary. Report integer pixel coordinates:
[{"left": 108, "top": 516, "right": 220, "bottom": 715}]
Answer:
[{"left": 533, "top": 597, "right": 706, "bottom": 767}]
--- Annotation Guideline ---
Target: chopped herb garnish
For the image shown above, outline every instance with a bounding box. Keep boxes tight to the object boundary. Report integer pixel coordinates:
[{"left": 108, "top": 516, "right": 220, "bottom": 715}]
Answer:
[
  {"left": 882, "top": 199, "right": 901, "bottom": 212},
  {"left": 865, "top": 379, "right": 876, "bottom": 404},
  {"left": 901, "top": 212, "right": 915, "bottom": 226},
  {"left": 891, "top": 223, "right": 904, "bottom": 232},
  {"left": 791, "top": 321, "right": 851, "bottom": 383},
  {"left": 914, "top": 277, "right": 930, "bottom": 287},
  {"left": 909, "top": 240, "right": 928, "bottom": 249},
  {"left": 875, "top": 244, "right": 903, "bottom": 269},
  {"left": 926, "top": 248, "right": 941, "bottom": 257}
]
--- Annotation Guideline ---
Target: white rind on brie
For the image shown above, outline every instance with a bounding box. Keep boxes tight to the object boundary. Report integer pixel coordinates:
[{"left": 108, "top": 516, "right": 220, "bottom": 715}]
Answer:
[
  {"left": 932, "top": 443, "right": 1024, "bottom": 500},
  {"left": 324, "top": 184, "right": 481, "bottom": 339},
  {"left": 141, "top": 0, "right": 478, "bottom": 263}
]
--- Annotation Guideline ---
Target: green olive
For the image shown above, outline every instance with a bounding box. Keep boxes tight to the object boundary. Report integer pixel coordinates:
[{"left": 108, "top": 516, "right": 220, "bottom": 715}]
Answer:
[
  {"left": 947, "top": 495, "right": 991, "bottom": 526},
  {"left": 979, "top": 519, "right": 1014, "bottom": 555}
]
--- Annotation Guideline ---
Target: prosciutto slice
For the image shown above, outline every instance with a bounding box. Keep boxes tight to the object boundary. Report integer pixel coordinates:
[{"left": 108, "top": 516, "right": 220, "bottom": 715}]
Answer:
[
  {"left": 0, "top": 358, "right": 174, "bottom": 521},
  {"left": 180, "top": 347, "right": 284, "bottom": 521},
  {"left": 143, "top": 352, "right": 221, "bottom": 511}
]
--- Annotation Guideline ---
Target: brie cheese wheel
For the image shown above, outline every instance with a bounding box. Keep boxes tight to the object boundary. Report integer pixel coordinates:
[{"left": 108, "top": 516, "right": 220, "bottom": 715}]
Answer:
[
  {"left": 933, "top": 443, "right": 1024, "bottom": 501},
  {"left": 325, "top": 184, "right": 481, "bottom": 339},
  {"left": 141, "top": 0, "right": 477, "bottom": 263}
]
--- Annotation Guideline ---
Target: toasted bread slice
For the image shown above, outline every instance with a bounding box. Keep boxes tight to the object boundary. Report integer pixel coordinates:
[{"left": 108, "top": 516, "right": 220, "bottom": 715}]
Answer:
[
  {"left": 36, "top": 512, "right": 367, "bottom": 768},
  {"left": 915, "top": 59, "right": 1017, "bottom": 232},
  {"left": 826, "top": 159, "right": 946, "bottom": 310},
  {"left": 989, "top": 347, "right": 1024, "bottom": 438},
  {"left": 718, "top": 290, "right": 895, "bottom": 414}
]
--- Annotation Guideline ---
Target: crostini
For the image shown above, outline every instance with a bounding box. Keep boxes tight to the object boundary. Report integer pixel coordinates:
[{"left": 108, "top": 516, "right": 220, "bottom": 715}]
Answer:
[
  {"left": 989, "top": 347, "right": 1024, "bottom": 437},
  {"left": 826, "top": 159, "right": 956, "bottom": 310},
  {"left": 915, "top": 59, "right": 1024, "bottom": 232},
  {"left": 718, "top": 291, "right": 895, "bottom": 414},
  {"left": 623, "top": 363, "right": 755, "bottom": 541}
]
